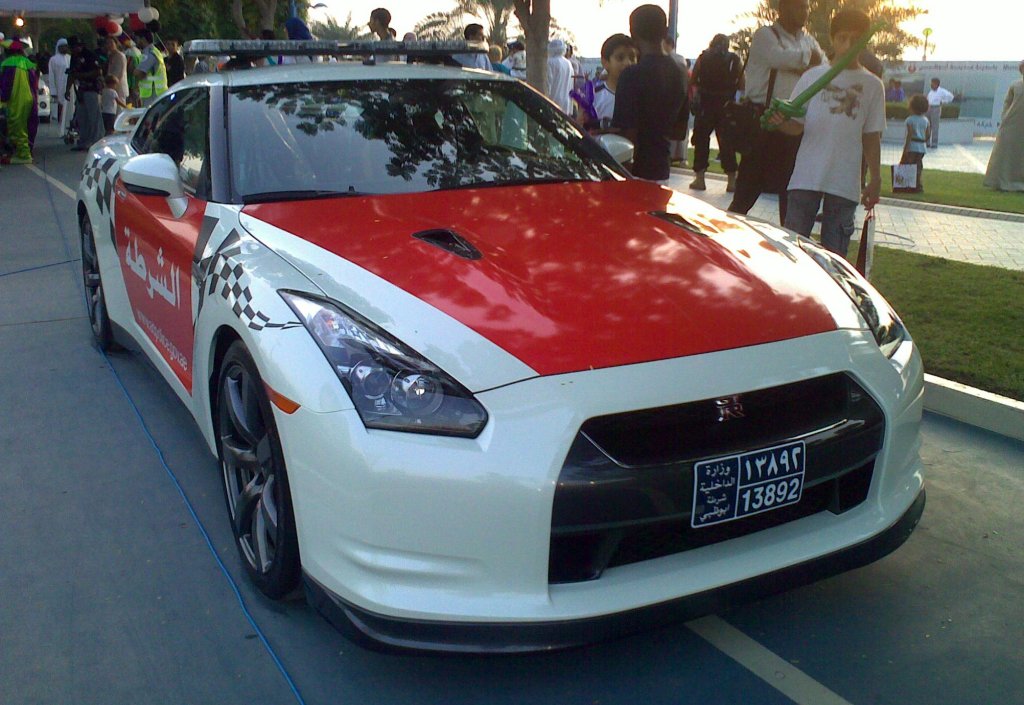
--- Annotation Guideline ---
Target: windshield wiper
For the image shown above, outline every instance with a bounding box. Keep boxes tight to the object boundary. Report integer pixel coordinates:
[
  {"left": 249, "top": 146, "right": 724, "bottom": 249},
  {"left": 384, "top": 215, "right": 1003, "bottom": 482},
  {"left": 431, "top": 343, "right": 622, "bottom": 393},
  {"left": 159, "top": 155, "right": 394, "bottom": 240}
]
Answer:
[
  {"left": 442, "top": 177, "right": 591, "bottom": 192},
  {"left": 241, "top": 189, "right": 371, "bottom": 204}
]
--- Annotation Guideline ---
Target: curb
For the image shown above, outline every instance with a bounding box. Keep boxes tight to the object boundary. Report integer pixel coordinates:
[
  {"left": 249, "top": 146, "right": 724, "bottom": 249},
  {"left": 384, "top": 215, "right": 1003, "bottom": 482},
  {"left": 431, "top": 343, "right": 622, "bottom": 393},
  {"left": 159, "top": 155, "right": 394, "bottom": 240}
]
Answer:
[
  {"left": 875, "top": 198, "right": 1024, "bottom": 223},
  {"left": 923, "top": 374, "right": 1024, "bottom": 443},
  {"left": 669, "top": 167, "right": 1024, "bottom": 224}
]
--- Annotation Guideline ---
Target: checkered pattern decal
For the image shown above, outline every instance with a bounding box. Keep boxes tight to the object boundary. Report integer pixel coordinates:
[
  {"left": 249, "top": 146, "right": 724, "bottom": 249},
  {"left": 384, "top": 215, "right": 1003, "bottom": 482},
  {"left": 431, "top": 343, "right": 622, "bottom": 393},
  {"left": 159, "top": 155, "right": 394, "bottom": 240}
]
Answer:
[
  {"left": 195, "top": 227, "right": 301, "bottom": 332},
  {"left": 83, "top": 157, "right": 119, "bottom": 245}
]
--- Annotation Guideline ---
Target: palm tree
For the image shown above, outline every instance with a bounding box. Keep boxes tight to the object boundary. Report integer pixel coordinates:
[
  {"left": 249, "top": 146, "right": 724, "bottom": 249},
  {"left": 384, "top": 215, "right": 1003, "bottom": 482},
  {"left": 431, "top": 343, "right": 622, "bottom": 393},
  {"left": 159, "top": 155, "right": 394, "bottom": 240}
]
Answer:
[{"left": 414, "top": 0, "right": 517, "bottom": 47}]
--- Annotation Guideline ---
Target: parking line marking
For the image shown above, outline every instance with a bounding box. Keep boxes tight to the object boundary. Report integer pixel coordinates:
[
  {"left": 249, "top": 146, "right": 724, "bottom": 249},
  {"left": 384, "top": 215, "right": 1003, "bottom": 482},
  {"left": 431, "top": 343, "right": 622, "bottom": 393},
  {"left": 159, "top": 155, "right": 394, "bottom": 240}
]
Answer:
[
  {"left": 26, "top": 164, "right": 78, "bottom": 200},
  {"left": 687, "top": 616, "right": 855, "bottom": 705}
]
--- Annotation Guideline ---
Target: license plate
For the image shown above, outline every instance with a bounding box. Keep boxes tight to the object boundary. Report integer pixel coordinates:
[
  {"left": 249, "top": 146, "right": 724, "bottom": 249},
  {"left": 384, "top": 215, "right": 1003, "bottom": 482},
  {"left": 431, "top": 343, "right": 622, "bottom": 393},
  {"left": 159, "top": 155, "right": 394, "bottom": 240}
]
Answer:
[{"left": 691, "top": 441, "right": 805, "bottom": 528}]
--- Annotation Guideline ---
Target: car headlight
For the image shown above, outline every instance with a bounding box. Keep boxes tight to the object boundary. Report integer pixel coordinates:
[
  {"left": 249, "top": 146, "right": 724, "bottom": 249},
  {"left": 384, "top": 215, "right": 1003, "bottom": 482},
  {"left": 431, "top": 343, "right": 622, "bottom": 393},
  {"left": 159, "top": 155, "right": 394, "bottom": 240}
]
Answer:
[
  {"left": 799, "top": 239, "right": 906, "bottom": 358},
  {"left": 281, "top": 291, "right": 488, "bottom": 437}
]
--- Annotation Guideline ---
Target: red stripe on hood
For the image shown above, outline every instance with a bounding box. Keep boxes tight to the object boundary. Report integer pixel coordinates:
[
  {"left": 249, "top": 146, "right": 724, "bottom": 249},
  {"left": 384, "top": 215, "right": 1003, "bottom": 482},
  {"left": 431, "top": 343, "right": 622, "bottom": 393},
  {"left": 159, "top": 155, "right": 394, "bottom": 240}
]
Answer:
[{"left": 245, "top": 180, "right": 837, "bottom": 376}]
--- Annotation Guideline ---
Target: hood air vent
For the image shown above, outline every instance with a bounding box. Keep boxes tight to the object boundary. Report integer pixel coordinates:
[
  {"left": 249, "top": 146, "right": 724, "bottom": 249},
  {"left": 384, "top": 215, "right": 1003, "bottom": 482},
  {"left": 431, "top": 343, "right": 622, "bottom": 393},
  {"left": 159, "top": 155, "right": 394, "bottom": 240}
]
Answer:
[
  {"left": 412, "top": 229, "right": 483, "bottom": 261},
  {"left": 648, "top": 211, "right": 710, "bottom": 236}
]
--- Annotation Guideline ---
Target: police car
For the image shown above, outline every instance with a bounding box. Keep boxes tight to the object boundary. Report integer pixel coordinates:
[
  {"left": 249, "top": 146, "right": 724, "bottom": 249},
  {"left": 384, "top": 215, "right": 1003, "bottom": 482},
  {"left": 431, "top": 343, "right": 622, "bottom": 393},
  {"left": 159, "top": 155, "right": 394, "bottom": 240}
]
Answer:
[
  {"left": 37, "top": 81, "right": 51, "bottom": 122},
  {"left": 76, "top": 39, "right": 924, "bottom": 653}
]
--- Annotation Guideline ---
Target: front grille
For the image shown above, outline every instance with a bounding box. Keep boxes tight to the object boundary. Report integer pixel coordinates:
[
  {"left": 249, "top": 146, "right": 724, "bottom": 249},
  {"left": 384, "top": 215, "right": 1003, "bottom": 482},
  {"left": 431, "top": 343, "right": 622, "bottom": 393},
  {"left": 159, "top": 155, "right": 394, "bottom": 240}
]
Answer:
[
  {"left": 581, "top": 374, "right": 849, "bottom": 467},
  {"left": 549, "top": 373, "right": 884, "bottom": 584}
]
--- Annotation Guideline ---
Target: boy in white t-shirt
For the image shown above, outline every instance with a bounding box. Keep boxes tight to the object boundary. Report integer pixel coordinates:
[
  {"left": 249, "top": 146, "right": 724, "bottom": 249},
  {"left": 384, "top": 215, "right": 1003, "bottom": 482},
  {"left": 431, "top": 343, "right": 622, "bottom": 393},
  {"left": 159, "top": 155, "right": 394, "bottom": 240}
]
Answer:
[
  {"left": 101, "top": 75, "right": 128, "bottom": 135},
  {"left": 593, "top": 34, "right": 638, "bottom": 128},
  {"left": 766, "top": 8, "right": 885, "bottom": 257},
  {"left": 574, "top": 34, "right": 638, "bottom": 131}
]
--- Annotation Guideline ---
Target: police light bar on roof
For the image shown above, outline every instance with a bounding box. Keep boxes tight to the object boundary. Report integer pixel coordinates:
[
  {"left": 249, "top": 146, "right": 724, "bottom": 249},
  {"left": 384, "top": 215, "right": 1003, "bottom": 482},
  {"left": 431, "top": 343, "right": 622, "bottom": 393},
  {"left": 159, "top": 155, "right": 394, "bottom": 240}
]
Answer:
[{"left": 182, "top": 39, "right": 487, "bottom": 58}]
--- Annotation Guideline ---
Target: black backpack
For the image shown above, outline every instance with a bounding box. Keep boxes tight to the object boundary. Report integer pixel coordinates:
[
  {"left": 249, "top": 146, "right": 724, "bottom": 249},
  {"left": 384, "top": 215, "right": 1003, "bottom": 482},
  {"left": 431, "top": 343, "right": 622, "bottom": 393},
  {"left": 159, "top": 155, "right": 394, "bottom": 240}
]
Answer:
[{"left": 696, "top": 50, "right": 739, "bottom": 96}]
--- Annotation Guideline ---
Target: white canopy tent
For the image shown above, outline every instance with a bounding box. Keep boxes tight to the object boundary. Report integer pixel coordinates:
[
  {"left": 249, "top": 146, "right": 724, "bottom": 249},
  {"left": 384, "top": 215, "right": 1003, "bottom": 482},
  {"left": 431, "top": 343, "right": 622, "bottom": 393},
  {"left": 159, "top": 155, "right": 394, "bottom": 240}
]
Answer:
[{"left": 0, "top": 1, "right": 145, "bottom": 18}]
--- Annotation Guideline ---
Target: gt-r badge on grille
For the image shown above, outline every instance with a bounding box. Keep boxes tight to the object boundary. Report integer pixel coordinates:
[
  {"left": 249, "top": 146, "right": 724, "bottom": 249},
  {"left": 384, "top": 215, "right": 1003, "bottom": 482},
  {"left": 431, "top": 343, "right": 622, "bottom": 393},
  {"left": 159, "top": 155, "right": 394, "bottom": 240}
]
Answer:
[{"left": 714, "top": 395, "right": 745, "bottom": 422}]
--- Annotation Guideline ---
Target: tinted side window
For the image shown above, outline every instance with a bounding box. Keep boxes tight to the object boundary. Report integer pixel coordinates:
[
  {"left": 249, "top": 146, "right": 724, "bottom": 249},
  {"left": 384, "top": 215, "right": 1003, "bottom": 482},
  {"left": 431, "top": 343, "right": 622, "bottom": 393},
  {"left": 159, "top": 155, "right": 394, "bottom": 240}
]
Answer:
[
  {"left": 131, "top": 96, "right": 176, "bottom": 153},
  {"left": 135, "top": 89, "right": 211, "bottom": 198},
  {"left": 176, "top": 93, "right": 211, "bottom": 195}
]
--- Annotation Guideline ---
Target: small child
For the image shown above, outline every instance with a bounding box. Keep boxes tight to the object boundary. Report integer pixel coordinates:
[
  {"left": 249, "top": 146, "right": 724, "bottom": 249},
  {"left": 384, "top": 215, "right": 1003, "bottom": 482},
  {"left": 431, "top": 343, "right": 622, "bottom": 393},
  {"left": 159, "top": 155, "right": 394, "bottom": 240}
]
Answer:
[
  {"left": 767, "top": 8, "right": 886, "bottom": 258},
  {"left": 101, "top": 75, "right": 128, "bottom": 135},
  {"left": 900, "top": 94, "right": 930, "bottom": 192},
  {"left": 574, "top": 34, "right": 638, "bottom": 131}
]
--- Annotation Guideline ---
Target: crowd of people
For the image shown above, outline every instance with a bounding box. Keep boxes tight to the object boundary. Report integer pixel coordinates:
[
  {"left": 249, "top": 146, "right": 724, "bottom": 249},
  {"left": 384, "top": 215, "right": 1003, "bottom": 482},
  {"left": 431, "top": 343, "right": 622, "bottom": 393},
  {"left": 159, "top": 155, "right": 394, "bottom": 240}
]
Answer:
[
  {"left": 3, "top": 4, "right": 1022, "bottom": 209},
  {"left": 0, "top": 22, "right": 184, "bottom": 162}
]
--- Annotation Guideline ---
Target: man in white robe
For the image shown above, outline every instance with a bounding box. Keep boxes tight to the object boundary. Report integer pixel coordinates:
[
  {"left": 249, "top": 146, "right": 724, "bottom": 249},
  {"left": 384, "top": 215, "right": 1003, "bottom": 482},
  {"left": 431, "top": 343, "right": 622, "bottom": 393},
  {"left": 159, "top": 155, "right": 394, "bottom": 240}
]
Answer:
[
  {"left": 48, "top": 38, "right": 70, "bottom": 128},
  {"left": 984, "top": 61, "right": 1024, "bottom": 191},
  {"left": 546, "top": 38, "right": 573, "bottom": 114}
]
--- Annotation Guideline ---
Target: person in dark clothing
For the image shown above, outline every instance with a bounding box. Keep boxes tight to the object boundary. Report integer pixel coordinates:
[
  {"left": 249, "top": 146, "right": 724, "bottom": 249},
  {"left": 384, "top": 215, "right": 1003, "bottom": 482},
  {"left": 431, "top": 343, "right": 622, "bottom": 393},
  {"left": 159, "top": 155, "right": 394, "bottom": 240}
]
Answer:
[
  {"left": 689, "top": 33, "right": 743, "bottom": 192},
  {"left": 67, "top": 36, "right": 104, "bottom": 151},
  {"left": 612, "top": 4, "right": 687, "bottom": 181},
  {"left": 727, "top": 0, "right": 822, "bottom": 225},
  {"left": 164, "top": 37, "right": 185, "bottom": 86}
]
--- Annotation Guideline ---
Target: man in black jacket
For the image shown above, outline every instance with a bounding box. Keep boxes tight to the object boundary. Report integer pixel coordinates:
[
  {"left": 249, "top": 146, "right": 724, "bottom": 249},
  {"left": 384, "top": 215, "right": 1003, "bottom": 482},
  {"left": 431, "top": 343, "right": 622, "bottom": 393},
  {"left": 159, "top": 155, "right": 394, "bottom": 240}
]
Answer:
[
  {"left": 67, "top": 36, "right": 104, "bottom": 151},
  {"left": 164, "top": 38, "right": 186, "bottom": 87},
  {"left": 689, "top": 34, "right": 743, "bottom": 192}
]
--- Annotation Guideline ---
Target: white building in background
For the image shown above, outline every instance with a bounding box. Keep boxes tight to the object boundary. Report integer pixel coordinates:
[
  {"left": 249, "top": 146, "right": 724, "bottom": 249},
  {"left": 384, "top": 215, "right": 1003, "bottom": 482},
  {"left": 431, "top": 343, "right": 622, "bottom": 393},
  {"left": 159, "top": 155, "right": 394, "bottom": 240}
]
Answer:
[{"left": 886, "top": 61, "right": 1022, "bottom": 135}]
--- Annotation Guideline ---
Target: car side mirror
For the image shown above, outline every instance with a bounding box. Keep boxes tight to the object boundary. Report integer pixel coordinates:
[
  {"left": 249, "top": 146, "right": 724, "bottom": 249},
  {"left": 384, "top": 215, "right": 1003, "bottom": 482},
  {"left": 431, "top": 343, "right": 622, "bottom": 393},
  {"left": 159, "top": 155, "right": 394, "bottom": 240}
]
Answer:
[
  {"left": 121, "top": 153, "right": 189, "bottom": 217},
  {"left": 596, "top": 134, "right": 634, "bottom": 166},
  {"left": 121, "top": 153, "right": 185, "bottom": 198}
]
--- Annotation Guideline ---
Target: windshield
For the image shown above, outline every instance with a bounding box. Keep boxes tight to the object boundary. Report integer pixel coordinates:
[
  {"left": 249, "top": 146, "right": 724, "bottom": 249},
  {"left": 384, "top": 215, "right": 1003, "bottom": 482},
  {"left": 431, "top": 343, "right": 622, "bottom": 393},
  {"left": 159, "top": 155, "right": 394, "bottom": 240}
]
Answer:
[{"left": 227, "top": 79, "right": 623, "bottom": 201}]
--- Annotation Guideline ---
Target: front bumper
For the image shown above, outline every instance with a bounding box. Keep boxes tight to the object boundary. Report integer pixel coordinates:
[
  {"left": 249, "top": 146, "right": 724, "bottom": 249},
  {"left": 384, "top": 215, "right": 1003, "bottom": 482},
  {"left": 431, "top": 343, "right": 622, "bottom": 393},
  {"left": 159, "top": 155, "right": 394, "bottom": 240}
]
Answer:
[
  {"left": 305, "top": 487, "right": 925, "bottom": 653},
  {"left": 274, "top": 329, "right": 924, "bottom": 646}
]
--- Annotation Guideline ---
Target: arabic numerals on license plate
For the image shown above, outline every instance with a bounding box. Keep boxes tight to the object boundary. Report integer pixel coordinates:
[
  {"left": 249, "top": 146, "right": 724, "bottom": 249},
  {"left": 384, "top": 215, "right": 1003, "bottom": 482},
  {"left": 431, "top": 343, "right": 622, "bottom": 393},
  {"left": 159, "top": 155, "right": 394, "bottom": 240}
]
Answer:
[
  {"left": 739, "top": 475, "right": 801, "bottom": 513},
  {"left": 691, "top": 441, "right": 805, "bottom": 528}
]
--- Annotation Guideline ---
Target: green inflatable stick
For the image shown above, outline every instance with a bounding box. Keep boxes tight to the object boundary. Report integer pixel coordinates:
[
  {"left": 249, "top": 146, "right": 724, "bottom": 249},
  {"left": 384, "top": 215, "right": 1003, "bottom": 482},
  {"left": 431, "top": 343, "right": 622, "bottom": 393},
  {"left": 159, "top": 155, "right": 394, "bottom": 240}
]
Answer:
[{"left": 761, "top": 22, "right": 884, "bottom": 130}]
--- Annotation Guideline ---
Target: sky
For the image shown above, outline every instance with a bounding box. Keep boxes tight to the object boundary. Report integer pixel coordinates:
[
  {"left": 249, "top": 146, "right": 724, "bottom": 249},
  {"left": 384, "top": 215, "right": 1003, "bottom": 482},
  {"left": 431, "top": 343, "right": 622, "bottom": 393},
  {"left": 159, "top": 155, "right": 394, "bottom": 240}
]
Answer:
[{"left": 310, "top": 0, "right": 1022, "bottom": 62}]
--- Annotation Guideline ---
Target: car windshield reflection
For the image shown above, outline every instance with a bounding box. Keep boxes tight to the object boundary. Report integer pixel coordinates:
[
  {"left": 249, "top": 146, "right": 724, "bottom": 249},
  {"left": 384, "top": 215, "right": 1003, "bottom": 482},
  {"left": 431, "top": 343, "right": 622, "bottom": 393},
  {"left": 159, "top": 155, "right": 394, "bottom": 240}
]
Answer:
[{"left": 228, "top": 79, "right": 622, "bottom": 201}]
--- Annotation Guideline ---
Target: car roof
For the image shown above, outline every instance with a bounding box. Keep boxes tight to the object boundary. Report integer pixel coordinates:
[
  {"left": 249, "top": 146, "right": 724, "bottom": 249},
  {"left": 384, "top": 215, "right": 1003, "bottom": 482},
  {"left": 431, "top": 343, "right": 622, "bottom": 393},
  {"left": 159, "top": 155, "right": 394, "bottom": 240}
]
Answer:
[{"left": 174, "top": 61, "right": 513, "bottom": 90}]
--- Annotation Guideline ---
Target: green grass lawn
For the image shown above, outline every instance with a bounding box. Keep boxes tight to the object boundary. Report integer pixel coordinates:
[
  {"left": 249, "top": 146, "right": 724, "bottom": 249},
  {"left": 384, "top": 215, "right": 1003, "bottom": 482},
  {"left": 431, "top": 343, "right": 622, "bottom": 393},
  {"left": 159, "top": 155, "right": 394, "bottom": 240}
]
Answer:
[
  {"left": 881, "top": 168, "right": 1024, "bottom": 214},
  {"left": 869, "top": 247, "right": 1024, "bottom": 401},
  {"left": 682, "top": 149, "right": 1024, "bottom": 215}
]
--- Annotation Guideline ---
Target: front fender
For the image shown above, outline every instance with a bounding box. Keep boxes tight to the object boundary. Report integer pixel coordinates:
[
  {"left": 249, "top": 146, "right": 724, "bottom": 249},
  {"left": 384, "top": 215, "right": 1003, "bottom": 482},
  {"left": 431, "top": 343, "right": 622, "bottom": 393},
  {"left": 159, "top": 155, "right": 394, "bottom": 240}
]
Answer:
[{"left": 190, "top": 221, "right": 355, "bottom": 455}]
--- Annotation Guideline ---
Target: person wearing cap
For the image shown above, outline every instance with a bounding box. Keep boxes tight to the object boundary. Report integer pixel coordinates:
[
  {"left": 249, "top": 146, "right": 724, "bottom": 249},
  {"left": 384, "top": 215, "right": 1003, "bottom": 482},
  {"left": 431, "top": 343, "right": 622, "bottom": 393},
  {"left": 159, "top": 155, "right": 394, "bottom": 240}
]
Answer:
[
  {"left": 133, "top": 29, "right": 167, "bottom": 107},
  {"left": 0, "top": 39, "right": 40, "bottom": 163},
  {"left": 48, "top": 38, "right": 71, "bottom": 127},
  {"left": 503, "top": 40, "right": 526, "bottom": 80},
  {"left": 120, "top": 35, "right": 142, "bottom": 106}
]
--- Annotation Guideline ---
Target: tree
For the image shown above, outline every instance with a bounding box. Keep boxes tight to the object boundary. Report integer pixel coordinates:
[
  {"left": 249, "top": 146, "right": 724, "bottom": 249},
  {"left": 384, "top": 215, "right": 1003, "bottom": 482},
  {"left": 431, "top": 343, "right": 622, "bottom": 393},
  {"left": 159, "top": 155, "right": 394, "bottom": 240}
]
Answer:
[
  {"left": 731, "top": 0, "right": 925, "bottom": 63},
  {"left": 309, "top": 13, "right": 366, "bottom": 41},
  {"left": 512, "top": 0, "right": 550, "bottom": 92},
  {"left": 231, "top": 0, "right": 277, "bottom": 36},
  {"left": 414, "top": 1, "right": 517, "bottom": 48}
]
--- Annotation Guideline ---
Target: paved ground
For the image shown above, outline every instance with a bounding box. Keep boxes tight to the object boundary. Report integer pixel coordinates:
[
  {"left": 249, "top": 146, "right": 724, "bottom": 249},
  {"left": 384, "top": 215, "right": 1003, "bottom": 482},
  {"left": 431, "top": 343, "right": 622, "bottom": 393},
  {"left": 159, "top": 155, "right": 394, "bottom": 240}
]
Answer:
[
  {"left": 2, "top": 129, "right": 1023, "bottom": 705},
  {"left": 705, "top": 133, "right": 997, "bottom": 174},
  {"left": 665, "top": 168, "right": 1024, "bottom": 272}
]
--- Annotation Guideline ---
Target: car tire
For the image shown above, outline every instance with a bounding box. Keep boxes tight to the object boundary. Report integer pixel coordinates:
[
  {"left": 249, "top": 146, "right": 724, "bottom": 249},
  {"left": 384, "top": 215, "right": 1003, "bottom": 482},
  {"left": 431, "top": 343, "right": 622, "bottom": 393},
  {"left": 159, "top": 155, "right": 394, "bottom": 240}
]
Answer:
[
  {"left": 216, "top": 341, "right": 302, "bottom": 599},
  {"left": 80, "top": 214, "right": 115, "bottom": 351}
]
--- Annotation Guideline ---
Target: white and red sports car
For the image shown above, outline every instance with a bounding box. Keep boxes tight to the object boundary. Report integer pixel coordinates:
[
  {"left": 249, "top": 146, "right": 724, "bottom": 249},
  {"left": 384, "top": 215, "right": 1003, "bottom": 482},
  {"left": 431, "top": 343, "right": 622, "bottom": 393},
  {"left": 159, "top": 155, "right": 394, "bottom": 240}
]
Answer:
[{"left": 76, "top": 41, "right": 924, "bottom": 653}]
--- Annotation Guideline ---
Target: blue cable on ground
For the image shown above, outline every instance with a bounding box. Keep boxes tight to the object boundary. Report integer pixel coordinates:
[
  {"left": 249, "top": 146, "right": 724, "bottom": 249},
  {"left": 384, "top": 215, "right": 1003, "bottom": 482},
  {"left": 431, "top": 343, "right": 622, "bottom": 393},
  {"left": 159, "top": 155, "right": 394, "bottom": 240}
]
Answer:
[
  {"left": 100, "top": 353, "right": 309, "bottom": 705},
  {"left": 35, "top": 150, "right": 308, "bottom": 705},
  {"left": 0, "top": 259, "right": 76, "bottom": 278}
]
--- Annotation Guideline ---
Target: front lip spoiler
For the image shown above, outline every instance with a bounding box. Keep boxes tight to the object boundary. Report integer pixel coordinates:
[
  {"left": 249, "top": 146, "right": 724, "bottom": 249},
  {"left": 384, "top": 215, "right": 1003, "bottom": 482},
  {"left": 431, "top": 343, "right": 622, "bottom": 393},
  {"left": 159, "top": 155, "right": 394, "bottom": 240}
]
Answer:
[{"left": 304, "top": 488, "right": 925, "bottom": 655}]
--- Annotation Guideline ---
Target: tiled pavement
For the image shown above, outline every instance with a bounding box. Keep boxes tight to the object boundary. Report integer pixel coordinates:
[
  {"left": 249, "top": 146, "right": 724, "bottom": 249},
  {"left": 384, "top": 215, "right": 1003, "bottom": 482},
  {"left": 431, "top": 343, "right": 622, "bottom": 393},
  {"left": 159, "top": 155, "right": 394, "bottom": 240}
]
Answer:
[{"left": 667, "top": 169, "right": 1024, "bottom": 272}]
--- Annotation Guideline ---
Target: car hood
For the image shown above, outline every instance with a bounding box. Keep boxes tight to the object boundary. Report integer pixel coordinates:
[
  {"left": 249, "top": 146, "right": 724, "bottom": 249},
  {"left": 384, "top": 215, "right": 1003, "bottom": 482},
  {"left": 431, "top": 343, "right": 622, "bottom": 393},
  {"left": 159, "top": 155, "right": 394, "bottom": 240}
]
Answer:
[{"left": 243, "top": 180, "right": 840, "bottom": 376}]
